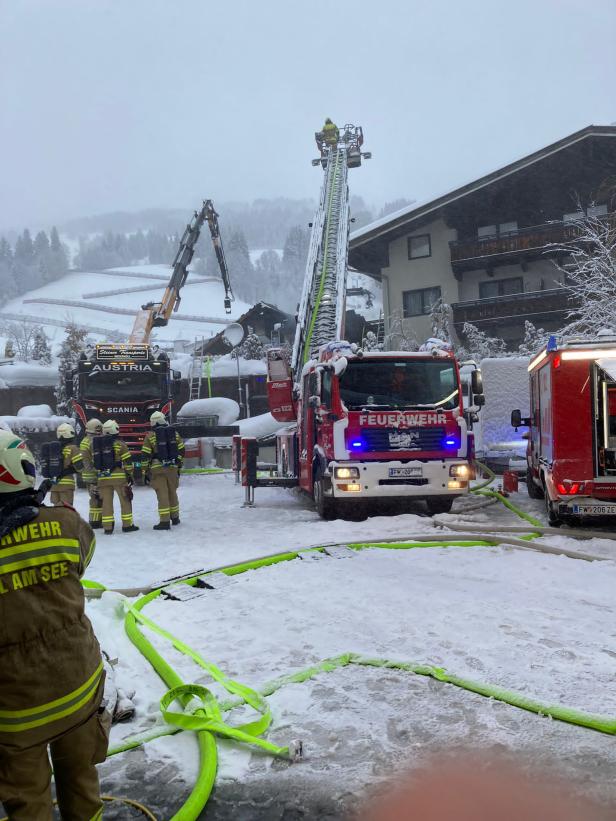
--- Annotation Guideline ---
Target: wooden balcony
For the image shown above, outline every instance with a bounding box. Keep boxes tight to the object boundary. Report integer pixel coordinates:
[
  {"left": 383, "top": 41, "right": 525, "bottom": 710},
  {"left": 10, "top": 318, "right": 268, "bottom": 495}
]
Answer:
[
  {"left": 449, "top": 212, "right": 616, "bottom": 274},
  {"left": 452, "top": 287, "right": 574, "bottom": 331}
]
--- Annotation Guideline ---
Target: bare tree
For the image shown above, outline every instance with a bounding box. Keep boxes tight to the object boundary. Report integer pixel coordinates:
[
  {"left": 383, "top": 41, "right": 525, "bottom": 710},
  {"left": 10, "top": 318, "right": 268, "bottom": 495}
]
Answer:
[
  {"left": 383, "top": 309, "right": 419, "bottom": 351},
  {"left": 552, "top": 212, "right": 616, "bottom": 336},
  {"left": 2, "top": 319, "right": 40, "bottom": 361}
]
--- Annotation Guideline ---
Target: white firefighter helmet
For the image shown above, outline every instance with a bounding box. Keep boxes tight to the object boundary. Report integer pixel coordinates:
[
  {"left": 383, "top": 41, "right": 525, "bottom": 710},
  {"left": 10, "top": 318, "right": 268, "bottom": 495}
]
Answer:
[
  {"left": 102, "top": 419, "right": 120, "bottom": 436},
  {"left": 56, "top": 422, "right": 75, "bottom": 440},
  {"left": 0, "top": 430, "right": 36, "bottom": 493},
  {"left": 85, "top": 418, "right": 103, "bottom": 435},
  {"left": 150, "top": 411, "right": 168, "bottom": 427}
]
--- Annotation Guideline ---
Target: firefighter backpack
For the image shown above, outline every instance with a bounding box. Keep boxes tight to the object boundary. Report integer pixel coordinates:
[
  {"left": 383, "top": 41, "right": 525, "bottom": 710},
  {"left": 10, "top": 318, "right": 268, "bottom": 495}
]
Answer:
[
  {"left": 40, "top": 440, "right": 63, "bottom": 480},
  {"left": 155, "top": 426, "right": 179, "bottom": 465},
  {"left": 92, "top": 434, "right": 117, "bottom": 474}
]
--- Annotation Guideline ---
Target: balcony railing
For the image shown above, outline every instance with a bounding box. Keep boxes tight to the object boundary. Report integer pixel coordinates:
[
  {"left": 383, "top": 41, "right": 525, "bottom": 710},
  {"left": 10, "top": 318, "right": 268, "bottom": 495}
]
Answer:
[
  {"left": 449, "top": 212, "right": 616, "bottom": 273},
  {"left": 451, "top": 287, "right": 575, "bottom": 328}
]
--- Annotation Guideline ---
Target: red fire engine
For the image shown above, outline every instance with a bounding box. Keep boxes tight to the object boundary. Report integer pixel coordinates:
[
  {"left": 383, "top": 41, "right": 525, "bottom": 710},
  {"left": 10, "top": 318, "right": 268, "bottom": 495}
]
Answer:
[
  {"left": 268, "top": 341, "right": 482, "bottom": 518},
  {"left": 512, "top": 335, "right": 616, "bottom": 525}
]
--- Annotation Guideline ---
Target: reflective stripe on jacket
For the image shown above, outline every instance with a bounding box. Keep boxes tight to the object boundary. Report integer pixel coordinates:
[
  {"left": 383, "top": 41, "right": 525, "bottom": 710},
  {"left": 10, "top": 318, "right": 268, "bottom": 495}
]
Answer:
[
  {"left": 55, "top": 443, "right": 84, "bottom": 489},
  {"left": 80, "top": 435, "right": 97, "bottom": 484},
  {"left": 141, "top": 430, "right": 185, "bottom": 471},
  {"left": 97, "top": 439, "right": 133, "bottom": 483},
  {"left": 0, "top": 505, "right": 103, "bottom": 750}
]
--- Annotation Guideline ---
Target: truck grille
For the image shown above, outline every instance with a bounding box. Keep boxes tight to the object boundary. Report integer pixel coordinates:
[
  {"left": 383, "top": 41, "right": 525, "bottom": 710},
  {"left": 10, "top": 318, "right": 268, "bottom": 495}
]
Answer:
[{"left": 359, "top": 427, "right": 446, "bottom": 452}]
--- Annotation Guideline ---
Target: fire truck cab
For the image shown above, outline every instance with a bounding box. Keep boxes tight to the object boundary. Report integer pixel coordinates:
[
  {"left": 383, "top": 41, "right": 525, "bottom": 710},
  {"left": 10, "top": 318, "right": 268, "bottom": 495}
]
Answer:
[
  {"left": 512, "top": 335, "right": 616, "bottom": 525},
  {"left": 270, "top": 342, "right": 482, "bottom": 519}
]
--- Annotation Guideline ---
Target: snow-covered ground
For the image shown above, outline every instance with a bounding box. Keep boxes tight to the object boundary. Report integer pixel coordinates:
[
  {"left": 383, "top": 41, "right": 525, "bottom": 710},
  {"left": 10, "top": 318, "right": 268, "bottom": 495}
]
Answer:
[
  {"left": 1, "top": 265, "right": 252, "bottom": 349},
  {"left": 71, "top": 476, "right": 616, "bottom": 817}
]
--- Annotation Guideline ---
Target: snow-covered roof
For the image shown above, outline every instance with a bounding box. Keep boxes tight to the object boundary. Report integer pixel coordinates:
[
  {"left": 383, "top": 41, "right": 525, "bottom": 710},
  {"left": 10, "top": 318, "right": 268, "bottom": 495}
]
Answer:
[{"left": 350, "top": 125, "right": 616, "bottom": 251}]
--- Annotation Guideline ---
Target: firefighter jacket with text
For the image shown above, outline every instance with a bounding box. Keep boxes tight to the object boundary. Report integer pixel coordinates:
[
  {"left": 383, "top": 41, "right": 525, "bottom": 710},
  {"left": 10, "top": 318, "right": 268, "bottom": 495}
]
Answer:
[{"left": 0, "top": 505, "right": 103, "bottom": 752}]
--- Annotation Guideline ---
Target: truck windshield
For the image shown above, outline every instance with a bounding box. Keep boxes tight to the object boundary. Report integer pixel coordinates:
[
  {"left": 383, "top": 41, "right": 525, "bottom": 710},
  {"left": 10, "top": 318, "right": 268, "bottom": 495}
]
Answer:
[
  {"left": 83, "top": 371, "right": 162, "bottom": 400},
  {"left": 339, "top": 359, "right": 459, "bottom": 410}
]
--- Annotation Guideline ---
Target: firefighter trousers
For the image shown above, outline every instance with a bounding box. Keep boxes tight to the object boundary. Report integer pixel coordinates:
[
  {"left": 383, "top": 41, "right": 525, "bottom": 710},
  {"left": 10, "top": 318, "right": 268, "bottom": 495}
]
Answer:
[
  {"left": 0, "top": 709, "right": 109, "bottom": 821},
  {"left": 99, "top": 479, "right": 133, "bottom": 532},
  {"left": 150, "top": 466, "right": 180, "bottom": 522},
  {"left": 50, "top": 487, "right": 74, "bottom": 507},
  {"left": 87, "top": 486, "right": 102, "bottom": 526}
]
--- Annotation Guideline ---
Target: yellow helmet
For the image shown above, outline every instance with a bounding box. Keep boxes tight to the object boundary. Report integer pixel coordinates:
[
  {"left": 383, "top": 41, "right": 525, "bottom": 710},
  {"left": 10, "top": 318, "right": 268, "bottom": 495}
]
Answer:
[
  {"left": 0, "top": 430, "right": 36, "bottom": 493},
  {"left": 102, "top": 420, "right": 120, "bottom": 436},
  {"left": 57, "top": 422, "right": 75, "bottom": 440},
  {"left": 86, "top": 418, "right": 103, "bottom": 435},
  {"left": 150, "top": 411, "right": 167, "bottom": 427}
]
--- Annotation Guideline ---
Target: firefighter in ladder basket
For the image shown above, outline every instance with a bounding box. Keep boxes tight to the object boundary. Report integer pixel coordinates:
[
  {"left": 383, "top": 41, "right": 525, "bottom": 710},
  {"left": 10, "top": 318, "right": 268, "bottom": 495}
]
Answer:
[
  {"left": 0, "top": 430, "right": 109, "bottom": 818},
  {"left": 141, "top": 411, "right": 185, "bottom": 530},
  {"left": 96, "top": 420, "right": 139, "bottom": 534},
  {"left": 80, "top": 418, "right": 104, "bottom": 529}
]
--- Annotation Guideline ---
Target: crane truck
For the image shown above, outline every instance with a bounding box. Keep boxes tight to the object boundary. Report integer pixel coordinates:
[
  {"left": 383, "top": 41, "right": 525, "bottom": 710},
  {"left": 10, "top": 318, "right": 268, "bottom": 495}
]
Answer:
[
  {"left": 66, "top": 200, "right": 234, "bottom": 453},
  {"left": 257, "top": 125, "right": 483, "bottom": 518}
]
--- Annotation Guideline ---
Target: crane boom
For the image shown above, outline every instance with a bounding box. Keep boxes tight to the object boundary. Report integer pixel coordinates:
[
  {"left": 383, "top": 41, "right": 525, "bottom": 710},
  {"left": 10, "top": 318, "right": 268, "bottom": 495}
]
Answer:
[{"left": 129, "top": 199, "right": 234, "bottom": 344}]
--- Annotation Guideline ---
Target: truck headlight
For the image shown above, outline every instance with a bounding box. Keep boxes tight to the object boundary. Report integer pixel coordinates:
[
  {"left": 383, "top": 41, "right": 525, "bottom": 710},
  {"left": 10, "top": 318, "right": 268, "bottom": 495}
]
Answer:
[
  {"left": 449, "top": 464, "right": 469, "bottom": 478},
  {"left": 335, "top": 467, "right": 360, "bottom": 479}
]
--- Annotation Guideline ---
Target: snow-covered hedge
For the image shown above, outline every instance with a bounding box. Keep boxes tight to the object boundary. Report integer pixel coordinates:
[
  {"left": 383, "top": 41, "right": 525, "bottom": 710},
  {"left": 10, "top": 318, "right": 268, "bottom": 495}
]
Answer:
[
  {"left": 178, "top": 397, "right": 240, "bottom": 425},
  {"left": 17, "top": 404, "right": 54, "bottom": 418},
  {"left": 0, "top": 414, "right": 72, "bottom": 433}
]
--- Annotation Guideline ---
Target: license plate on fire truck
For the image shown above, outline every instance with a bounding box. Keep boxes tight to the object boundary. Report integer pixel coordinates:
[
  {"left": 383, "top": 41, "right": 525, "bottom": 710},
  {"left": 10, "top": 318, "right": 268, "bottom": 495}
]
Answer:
[
  {"left": 572, "top": 503, "right": 616, "bottom": 515},
  {"left": 388, "top": 467, "right": 423, "bottom": 478}
]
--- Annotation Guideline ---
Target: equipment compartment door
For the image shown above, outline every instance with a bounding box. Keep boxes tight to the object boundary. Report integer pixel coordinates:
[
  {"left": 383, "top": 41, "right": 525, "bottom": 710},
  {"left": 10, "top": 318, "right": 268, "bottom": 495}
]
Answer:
[{"left": 538, "top": 363, "right": 552, "bottom": 463}]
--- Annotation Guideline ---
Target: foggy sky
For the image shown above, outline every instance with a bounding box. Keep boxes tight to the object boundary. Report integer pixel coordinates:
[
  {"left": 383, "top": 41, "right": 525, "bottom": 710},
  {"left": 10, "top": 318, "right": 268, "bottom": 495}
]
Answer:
[{"left": 1, "top": 0, "right": 615, "bottom": 232}]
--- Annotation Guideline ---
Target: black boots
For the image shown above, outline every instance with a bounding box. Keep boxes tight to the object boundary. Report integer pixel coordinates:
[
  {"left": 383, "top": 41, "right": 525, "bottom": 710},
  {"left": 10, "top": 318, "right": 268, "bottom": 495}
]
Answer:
[
  {"left": 171, "top": 517, "right": 180, "bottom": 526},
  {"left": 90, "top": 522, "right": 103, "bottom": 530},
  {"left": 122, "top": 525, "right": 139, "bottom": 533},
  {"left": 153, "top": 522, "right": 171, "bottom": 531}
]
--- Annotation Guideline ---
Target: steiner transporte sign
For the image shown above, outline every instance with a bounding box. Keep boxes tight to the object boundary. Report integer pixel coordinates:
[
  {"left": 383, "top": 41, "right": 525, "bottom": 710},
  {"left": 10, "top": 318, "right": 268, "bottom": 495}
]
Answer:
[{"left": 96, "top": 343, "right": 149, "bottom": 361}]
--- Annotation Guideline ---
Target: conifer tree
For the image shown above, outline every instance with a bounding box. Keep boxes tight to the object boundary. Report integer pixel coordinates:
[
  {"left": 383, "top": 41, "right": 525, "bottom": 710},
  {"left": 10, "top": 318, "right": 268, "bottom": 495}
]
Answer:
[
  {"left": 56, "top": 322, "right": 89, "bottom": 413},
  {"left": 32, "top": 327, "right": 52, "bottom": 365}
]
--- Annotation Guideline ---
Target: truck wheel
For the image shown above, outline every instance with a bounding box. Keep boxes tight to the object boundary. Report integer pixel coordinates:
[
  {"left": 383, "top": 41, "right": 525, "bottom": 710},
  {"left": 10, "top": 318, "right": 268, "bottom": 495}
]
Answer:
[
  {"left": 313, "top": 475, "right": 336, "bottom": 520},
  {"left": 544, "top": 493, "right": 561, "bottom": 527},
  {"left": 526, "top": 467, "right": 544, "bottom": 499},
  {"left": 426, "top": 497, "right": 454, "bottom": 515}
]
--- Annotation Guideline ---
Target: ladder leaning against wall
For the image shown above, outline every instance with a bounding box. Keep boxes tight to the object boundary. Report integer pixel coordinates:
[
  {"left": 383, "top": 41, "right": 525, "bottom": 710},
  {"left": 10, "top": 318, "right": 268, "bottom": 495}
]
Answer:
[{"left": 190, "top": 337, "right": 207, "bottom": 400}]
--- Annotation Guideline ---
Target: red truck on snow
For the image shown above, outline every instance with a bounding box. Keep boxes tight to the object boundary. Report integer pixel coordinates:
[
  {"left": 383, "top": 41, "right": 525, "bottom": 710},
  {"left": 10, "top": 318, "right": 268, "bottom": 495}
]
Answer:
[
  {"left": 512, "top": 336, "right": 616, "bottom": 525},
  {"left": 267, "top": 341, "right": 484, "bottom": 519}
]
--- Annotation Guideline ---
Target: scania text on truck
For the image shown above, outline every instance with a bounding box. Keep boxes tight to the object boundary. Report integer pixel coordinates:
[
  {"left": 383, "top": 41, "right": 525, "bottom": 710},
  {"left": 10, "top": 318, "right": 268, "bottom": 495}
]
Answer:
[
  {"left": 269, "top": 342, "right": 484, "bottom": 518},
  {"left": 512, "top": 335, "right": 616, "bottom": 525}
]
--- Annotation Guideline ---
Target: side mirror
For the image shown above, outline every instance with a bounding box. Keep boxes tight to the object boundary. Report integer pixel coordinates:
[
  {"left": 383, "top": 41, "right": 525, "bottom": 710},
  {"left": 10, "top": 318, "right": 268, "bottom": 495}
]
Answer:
[
  {"left": 64, "top": 375, "right": 73, "bottom": 398},
  {"left": 471, "top": 370, "right": 483, "bottom": 394},
  {"left": 308, "top": 395, "right": 320, "bottom": 410},
  {"left": 511, "top": 409, "right": 531, "bottom": 429},
  {"left": 172, "top": 379, "right": 181, "bottom": 398},
  {"left": 473, "top": 394, "right": 485, "bottom": 407}
]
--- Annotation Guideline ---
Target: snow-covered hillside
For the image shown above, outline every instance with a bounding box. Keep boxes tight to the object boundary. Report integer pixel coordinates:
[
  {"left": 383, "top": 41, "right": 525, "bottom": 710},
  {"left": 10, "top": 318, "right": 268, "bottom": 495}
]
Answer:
[{"left": 1, "top": 264, "right": 252, "bottom": 351}]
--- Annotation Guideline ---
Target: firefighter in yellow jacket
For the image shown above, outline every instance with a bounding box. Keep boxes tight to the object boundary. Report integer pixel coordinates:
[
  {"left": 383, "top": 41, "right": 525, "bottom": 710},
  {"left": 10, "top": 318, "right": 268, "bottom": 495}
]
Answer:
[
  {"left": 80, "top": 418, "right": 104, "bottom": 529},
  {"left": 0, "top": 430, "right": 108, "bottom": 819},
  {"left": 98, "top": 419, "right": 139, "bottom": 534},
  {"left": 141, "top": 411, "right": 185, "bottom": 530},
  {"left": 49, "top": 422, "right": 84, "bottom": 507}
]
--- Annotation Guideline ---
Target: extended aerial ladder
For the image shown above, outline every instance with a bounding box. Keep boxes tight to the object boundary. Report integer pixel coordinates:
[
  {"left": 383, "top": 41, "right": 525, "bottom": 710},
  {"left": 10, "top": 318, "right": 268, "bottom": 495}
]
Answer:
[
  {"left": 129, "top": 200, "right": 235, "bottom": 344},
  {"left": 291, "top": 124, "right": 371, "bottom": 373}
]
